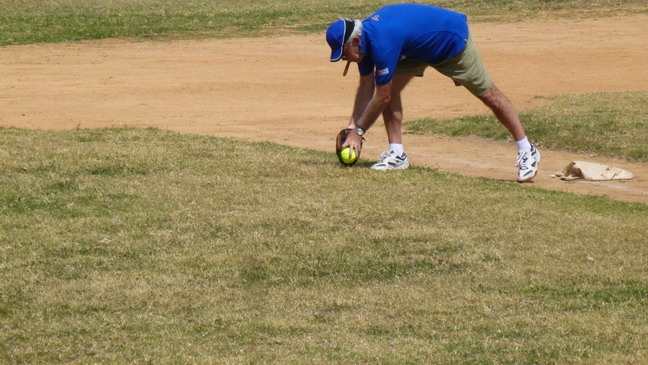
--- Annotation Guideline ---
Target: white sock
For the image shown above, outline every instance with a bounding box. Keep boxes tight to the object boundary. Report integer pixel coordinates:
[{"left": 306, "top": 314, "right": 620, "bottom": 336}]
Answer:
[
  {"left": 515, "top": 137, "right": 531, "bottom": 151},
  {"left": 389, "top": 143, "right": 404, "bottom": 156}
]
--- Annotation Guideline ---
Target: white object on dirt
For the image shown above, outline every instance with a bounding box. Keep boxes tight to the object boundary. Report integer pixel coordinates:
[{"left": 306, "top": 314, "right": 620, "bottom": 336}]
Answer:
[{"left": 552, "top": 161, "right": 634, "bottom": 181}]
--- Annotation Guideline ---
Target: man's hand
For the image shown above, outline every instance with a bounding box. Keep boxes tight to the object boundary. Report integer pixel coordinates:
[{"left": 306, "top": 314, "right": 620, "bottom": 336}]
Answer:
[
  {"left": 335, "top": 128, "right": 364, "bottom": 166},
  {"left": 341, "top": 129, "right": 364, "bottom": 152}
]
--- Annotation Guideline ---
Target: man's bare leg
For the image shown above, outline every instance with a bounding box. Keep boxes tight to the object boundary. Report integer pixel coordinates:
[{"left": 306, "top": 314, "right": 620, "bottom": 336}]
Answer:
[
  {"left": 478, "top": 83, "right": 526, "bottom": 141},
  {"left": 370, "top": 74, "right": 415, "bottom": 170},
  {"left": 479, "top": 83, "right": 541, "bottom": 182},
  {"left": 382, "top": 74, "right": 416, "bottom": 145}
]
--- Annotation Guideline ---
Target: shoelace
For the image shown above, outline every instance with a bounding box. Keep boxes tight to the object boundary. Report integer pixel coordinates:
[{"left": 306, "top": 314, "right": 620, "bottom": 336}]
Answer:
[
  {"left": 377, "top": 150, "right": 395, "bottom": 163},
  {"left": 516, "top": 151, "right": 532, "bottom": 170}
]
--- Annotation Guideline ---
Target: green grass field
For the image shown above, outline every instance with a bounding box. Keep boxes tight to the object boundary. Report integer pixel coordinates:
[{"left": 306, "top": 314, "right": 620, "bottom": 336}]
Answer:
[
  {"left": 2, "top": 0, "right": 648, "bottom": 363},
  {"left": 1, "top": 128, "right": 646, "bottom": 363},
  {"left": 0, "top": 0, "right": 646, "bottom": 45}
]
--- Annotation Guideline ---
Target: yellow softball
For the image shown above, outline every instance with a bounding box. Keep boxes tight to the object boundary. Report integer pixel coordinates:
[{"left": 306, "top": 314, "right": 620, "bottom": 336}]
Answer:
[{"left": 340, "top": 147, "right": 357, "bottom": 164}]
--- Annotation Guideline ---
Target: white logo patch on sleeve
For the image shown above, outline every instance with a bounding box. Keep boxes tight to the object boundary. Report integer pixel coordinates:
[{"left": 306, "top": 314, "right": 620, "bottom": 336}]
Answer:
[{"left": 376, "top": 67, "right": 390, "bottom": 76}]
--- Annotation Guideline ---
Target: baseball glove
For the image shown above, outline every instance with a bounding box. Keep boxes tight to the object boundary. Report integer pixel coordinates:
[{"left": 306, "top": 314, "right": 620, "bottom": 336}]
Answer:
[{"left": 335, "top": 128, "right": 363, "bottom": 166}]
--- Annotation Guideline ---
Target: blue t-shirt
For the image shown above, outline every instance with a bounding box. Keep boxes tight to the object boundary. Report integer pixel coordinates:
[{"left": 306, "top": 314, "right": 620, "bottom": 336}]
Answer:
[{"left": 358, "top": 4, "right": 469, "bottom": 85}]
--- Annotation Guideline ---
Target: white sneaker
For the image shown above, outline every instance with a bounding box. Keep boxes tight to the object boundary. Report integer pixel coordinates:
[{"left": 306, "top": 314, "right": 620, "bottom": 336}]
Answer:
[
  {"left": 516, "top": 144, "right": 541, "bottom": 183},
  {"left": 370, "top": 150, "right": 410, "bottom": 170}
]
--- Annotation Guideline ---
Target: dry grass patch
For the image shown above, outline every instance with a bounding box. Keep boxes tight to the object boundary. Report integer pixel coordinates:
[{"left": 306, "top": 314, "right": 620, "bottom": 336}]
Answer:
[{"left": 0, "top": 127, "right": 646, "bottom": 363}]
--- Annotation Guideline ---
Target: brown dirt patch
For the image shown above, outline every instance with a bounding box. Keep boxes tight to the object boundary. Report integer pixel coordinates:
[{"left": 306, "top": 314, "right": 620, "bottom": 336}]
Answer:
[{"left": 1, "top": 15, "right": 647, "bottom": 203}]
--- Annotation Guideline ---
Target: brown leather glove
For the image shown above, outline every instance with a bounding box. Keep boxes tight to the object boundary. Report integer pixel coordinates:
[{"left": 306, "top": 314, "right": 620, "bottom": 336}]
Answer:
[{"left": 335, "top": 128, "right": 363, "bottom": 167}]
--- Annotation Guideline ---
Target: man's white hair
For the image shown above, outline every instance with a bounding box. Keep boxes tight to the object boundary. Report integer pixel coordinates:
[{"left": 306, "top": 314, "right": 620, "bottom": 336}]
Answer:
[{"left": 345, "top": 19, "right": 363, "bottom": 45}]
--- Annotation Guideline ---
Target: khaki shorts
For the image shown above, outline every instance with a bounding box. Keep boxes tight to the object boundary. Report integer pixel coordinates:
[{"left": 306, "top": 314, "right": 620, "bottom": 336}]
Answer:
[{"left": 395, "top": 37, "right": 493, "bottom": 96}]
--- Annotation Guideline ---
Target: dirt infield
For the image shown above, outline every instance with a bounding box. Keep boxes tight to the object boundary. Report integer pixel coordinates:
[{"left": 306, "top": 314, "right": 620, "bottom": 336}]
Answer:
[{"left": 1, "top": 15, "right": 647, "bottom": 203}]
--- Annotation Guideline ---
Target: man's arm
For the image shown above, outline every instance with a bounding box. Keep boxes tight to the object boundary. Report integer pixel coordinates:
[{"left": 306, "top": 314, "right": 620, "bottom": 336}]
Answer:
[
  {"left": 347, "top": 74, "right": 375, "bottom": 128},
  {"left": 357, "top": 80, "right": 392, "bottom": 130},
  {"left": 343, "top": 79, "right": 393, "bottom": 150}
]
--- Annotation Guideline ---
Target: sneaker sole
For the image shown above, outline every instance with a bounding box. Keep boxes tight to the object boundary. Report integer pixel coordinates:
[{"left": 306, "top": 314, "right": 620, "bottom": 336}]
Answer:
[
  {"left": 516, "top": 170, "right": 538, "bottom": 183},
  {"left": 371, "top": 164, "right": 410, "bottom": 171}
]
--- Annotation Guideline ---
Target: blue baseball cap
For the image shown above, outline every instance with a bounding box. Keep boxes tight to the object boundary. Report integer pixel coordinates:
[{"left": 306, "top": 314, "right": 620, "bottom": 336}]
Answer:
[{"left": 326, "top": 18, "right": 355, "bottom": 62}]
